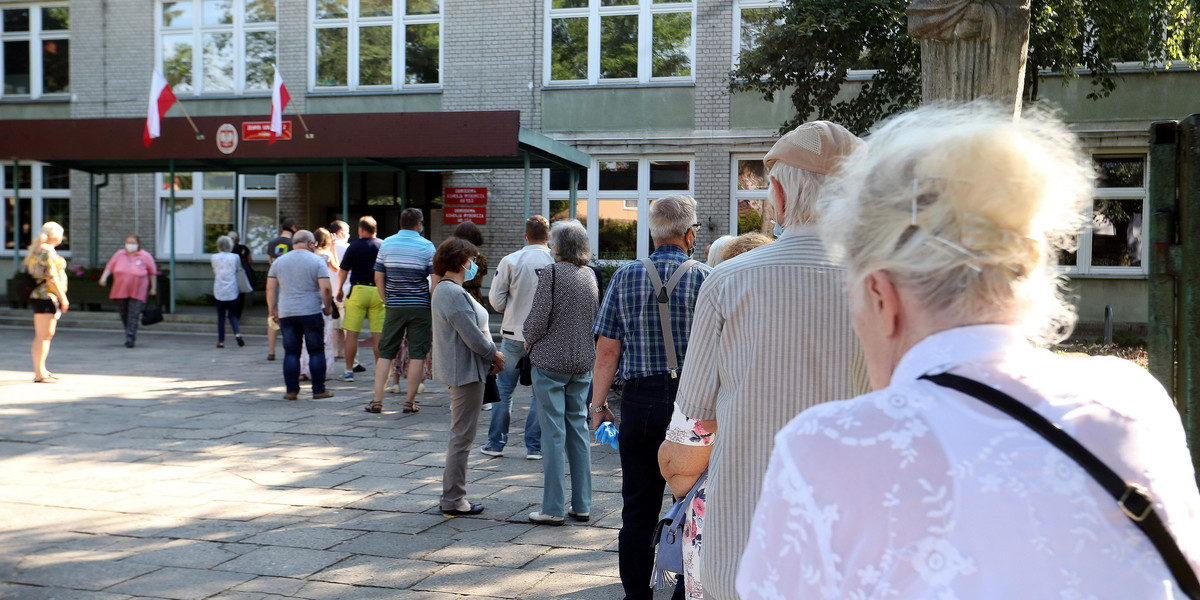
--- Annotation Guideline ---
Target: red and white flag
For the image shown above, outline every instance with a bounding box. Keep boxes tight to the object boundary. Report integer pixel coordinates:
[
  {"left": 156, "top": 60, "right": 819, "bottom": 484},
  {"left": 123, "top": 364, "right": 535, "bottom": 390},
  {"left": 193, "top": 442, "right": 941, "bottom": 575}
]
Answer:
[
  {"left": 270, "top": 68, "right": 291, "bottom": 145},
  {"left": 144, "top": 69, "right": 178, "bottom": 147}
]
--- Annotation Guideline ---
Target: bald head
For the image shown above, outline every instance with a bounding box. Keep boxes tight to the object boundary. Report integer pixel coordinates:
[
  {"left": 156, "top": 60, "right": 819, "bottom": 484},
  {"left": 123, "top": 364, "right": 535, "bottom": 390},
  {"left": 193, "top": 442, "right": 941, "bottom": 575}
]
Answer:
[{"left": 292, "top": 230, "right": 315, "bottom": 246}]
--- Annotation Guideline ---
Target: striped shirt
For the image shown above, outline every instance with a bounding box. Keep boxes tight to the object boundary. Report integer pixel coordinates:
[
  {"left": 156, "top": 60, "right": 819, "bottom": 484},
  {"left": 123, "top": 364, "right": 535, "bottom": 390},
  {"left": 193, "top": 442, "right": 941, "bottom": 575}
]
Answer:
[
  {"left": 673, "top": 226, "right": 869, "bottom": 600},
  {"left": 593, "top": 244, "right": 710, "bottom": 380},
  {"left": 374, "top": 230, "right": 435, "bottom": 308}
]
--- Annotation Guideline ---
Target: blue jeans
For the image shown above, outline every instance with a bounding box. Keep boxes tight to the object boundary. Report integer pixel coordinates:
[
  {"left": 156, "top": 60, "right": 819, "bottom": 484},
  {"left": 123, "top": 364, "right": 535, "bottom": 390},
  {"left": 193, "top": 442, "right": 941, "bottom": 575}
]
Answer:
[
  {"left": 486, "top": 338, "right": 541, "bottom": 452},
  {"left": 280, "top": 313, "right": 326, "bottom": 394},
  {"left": 216, "top": 299, "right": 240, "bottom": 343},
  {"left": 532, "top": 366, "right": 592, "bottom": 517},
  {"left": 618, "top": 375, "right": 684, "bottom": 600}
]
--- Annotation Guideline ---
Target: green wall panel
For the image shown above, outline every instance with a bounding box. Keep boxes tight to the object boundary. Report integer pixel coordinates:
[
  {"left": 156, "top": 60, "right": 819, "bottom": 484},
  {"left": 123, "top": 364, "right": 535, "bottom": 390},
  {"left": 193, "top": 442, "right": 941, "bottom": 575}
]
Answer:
[
  {"left": 542, "top": 87, "right": 694, "bottom": 132},
  {"left": 1066, "top": 277, "right": 1148, "bottom": 323},
  {"left": 0, "top": 101, "right": 70, "bottom": 119},
  {"left": 1037, "top": 70, "right": 1200, "bottom": 124},
  {"left": 307, "top": 94, "right": 442, "bottom": 115}
]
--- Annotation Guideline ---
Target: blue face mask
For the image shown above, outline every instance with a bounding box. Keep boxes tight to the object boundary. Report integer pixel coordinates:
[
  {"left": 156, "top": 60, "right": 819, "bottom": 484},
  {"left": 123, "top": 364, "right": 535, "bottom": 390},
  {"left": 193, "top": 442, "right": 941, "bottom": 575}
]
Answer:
[
  {"left": 464, "top": 259, "right": 478, "bottom": 281},
  {"left": 772, "top": 220, "right": 785, "bottom": 238}
]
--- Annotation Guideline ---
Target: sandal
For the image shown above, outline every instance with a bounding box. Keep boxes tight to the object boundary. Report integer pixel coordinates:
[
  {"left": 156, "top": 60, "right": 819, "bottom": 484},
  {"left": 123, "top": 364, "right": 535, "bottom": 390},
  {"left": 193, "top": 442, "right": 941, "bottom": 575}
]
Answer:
[
  {"left": 403, "top": 401, "right": 420, "bottom": 414},
  {"left": 33, "top": 375, "right": 60, "bottom": 383},
  {"left": 364, "top": 401, "right": 383, "bottom": 414},
  {"left": 217, "top": 342, "right": 224, "bottom": 348}
]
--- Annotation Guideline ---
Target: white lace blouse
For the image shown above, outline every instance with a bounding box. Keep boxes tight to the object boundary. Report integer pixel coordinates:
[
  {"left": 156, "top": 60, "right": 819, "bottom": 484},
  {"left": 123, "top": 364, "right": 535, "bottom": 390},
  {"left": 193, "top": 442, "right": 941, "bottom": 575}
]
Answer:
[{"left": 737, "top": 325, "right": 1200, "bottom": 599}]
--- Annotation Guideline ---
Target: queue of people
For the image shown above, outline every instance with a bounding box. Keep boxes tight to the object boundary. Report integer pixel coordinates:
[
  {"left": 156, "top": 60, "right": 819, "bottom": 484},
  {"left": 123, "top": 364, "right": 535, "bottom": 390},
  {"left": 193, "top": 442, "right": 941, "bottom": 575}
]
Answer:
[{"left": 17, "top": 103, "right": 1199, "bottom": 600}]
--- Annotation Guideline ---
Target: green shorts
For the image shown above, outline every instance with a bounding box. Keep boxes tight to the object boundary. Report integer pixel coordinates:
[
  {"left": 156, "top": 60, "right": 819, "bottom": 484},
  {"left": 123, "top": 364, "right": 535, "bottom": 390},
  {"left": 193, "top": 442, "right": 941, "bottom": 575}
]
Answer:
[
  {"left": 379, "top": 306, "right": 432, "bottom": 361},
  {"left": 342, "top": 285, "right": 385, "bottom": 333}
]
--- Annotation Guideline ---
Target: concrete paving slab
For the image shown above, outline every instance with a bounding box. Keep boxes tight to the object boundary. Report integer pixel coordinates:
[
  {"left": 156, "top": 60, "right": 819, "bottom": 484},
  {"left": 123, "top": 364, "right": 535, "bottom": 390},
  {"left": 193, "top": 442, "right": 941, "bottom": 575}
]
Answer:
[
  {"left": 7, "top": 559, "right": 160, "bottom": 591},
  {"left": 106, "top": 566, "right": 256, "bottom": 599},
  {"left": 308, "top": 555, "right": 441, "bottom": 588},
  {"left": 524, "top": 547, "right": 620, "bottom": 578},
  {"left": 413, "top": 564, "right": 548, "bottom": 598},
  {"left": 213, "top": 546, "right": 350, "bottom": 578},
  {"left": 518, "top": 571, "right": 625, "bottom": 600},
  {"left": 238, "top": 524, "right": 365, "bottom": 550},
  {"left": 327, "top": 531, "right": 455, "bottom": 560},
  {"left": 0, "top": 583, "right": 134, "bottom": 600}
]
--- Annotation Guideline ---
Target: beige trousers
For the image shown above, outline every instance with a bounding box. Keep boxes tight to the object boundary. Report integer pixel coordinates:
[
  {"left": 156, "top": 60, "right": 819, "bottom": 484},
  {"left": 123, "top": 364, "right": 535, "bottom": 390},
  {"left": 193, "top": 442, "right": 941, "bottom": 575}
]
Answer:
[{"left": 441, "top": 380, "right": 484, "bottom": 511}]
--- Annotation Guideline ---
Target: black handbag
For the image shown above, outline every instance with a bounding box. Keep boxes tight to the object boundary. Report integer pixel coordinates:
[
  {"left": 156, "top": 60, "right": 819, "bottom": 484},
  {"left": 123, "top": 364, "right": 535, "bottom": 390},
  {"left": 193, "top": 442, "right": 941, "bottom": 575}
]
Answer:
[
  {"left": 483, "top": 373, "right": 501, "bottom": 404},
  {"left": 518, "top": 265, "right": 555, "bottom": 387},
  {"left": 922, "top": 372, "right": 1200, "bottom": 599},
  {"left": 141, "top": 303, "right": 164, "bottom": 326}
]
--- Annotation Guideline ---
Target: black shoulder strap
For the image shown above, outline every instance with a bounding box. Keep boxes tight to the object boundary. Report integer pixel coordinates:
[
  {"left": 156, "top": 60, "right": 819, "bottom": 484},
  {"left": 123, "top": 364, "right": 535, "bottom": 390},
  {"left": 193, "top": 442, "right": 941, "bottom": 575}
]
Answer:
[{"left": 921, "top": 372, "right": 1200, "bottom": 599}]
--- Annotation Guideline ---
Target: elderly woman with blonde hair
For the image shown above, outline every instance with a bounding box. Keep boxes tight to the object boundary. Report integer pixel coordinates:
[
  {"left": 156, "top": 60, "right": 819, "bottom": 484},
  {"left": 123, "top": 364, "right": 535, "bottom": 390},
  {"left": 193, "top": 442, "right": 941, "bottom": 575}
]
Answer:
[
  {"left": 737, "top": 105, "right": 1200, "bottom": 598},
  {"left": 25, "top": 221, "right": 68, "bottom": 382}
]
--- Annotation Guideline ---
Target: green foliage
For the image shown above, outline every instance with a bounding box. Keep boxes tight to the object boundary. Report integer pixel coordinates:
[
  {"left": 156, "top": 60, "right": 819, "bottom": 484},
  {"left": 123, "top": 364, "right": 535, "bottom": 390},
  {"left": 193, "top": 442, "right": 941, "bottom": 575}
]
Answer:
[
  {"left": 738, "top": 209, "right": 763, "bottom": 235},
  {"left": 731, "top": 0, "right": 1200, "bottom": 135},
  {"left": 597, "top": 219, "right": 637, "bottom": 260}
]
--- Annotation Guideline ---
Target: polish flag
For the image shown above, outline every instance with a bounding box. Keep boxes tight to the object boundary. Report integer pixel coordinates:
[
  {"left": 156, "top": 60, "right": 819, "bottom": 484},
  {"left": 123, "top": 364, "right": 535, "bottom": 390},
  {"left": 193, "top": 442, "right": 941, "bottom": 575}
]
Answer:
[
  {"left": 144, "top": 70, "right": 178, "bottom": 147},
  {"left": 270, "top": 68, "right": 291, "bottom": 145}
]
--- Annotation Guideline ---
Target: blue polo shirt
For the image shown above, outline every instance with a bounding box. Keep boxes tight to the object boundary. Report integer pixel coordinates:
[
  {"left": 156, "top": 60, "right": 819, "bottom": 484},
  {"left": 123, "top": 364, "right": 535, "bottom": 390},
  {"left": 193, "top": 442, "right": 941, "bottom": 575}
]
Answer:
[{"left": 374, "top": 229, "right": 435, "bottom": 307}]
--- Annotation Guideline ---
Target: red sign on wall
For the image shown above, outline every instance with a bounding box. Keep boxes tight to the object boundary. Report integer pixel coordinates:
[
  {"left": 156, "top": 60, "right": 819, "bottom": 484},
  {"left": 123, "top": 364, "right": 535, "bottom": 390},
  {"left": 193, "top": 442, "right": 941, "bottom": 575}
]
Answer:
[
  {"left": 242, "top": 121, "right": 292, "bottom": 141},
  {"left": 444, "top": 187, "right": 487, "bottom": 205},
  {"left": 444, "top": 205, "right": 487, "bottom": 225}
]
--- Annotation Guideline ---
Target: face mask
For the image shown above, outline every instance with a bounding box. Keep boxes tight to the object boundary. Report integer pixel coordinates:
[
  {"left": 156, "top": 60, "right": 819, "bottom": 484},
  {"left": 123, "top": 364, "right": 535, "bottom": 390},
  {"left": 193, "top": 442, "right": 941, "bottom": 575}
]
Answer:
[
  {"left": 464, "top": 260, "right": 479, "bottom": 281},
  {"left": 772, "top": 220, "right": 785, "bottom": 238},
  {"left": 125, "top": 243, "right": 139, "bottom": 252}
]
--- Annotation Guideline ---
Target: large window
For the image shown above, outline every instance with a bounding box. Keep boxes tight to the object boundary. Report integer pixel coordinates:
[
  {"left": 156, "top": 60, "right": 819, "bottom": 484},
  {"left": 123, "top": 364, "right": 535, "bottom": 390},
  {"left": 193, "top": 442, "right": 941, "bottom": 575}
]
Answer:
[
  {"left": 311, "top": 0, "right": 441, "bottom": 91},
  {"left": 1, "top": 4, "right": 69, "bottom": 99},
  {"left": 158, "top": 0, "right": 277, "bottom": 96},
  {"left": 546, "top": 0, "right": 694, "bottom": 85},
  {"left": 2, "top": 162, "right": 70, "bottom": 256},
  {"left": 733, "top": 0, "right": 781, "bottom": 65},
  {"left": 547, "top": 157, "right": 692, "bottom": 261},
  {"left": 730, "top": 156, "right": 772, "bottom": 235},
  {"left": 1059, "top": 154, "right": 1147, "bottom": 275},
  {"left": 158, "top": 172, "right": 277, "bottom": 258}
]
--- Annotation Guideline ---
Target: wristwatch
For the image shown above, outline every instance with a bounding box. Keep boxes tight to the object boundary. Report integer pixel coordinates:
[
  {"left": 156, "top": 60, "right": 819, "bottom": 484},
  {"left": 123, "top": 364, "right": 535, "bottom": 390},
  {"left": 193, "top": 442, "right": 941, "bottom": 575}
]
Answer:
[{"left": 591, "top": 403, "right": 609, "bottom": 414}]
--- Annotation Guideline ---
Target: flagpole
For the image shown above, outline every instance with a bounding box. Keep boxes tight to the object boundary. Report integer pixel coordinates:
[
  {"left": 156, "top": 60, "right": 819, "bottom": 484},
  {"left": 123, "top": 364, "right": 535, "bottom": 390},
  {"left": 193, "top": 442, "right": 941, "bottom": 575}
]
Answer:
[
  {"left": 173, "top": 100, "right": 205, "bottom": 140},
  {"left": 286, "top": 98, "right": 313, "bottom": 139}
]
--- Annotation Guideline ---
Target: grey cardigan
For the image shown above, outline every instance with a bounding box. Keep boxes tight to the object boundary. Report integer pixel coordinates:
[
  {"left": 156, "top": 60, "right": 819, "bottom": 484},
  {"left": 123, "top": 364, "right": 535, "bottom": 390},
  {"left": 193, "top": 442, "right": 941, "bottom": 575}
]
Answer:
[
  {"left": 431, "top": 280, "right": 497, "bottom": 387},
  {"left": 522, "top": 262, "right": 599, "bottom": 374}
]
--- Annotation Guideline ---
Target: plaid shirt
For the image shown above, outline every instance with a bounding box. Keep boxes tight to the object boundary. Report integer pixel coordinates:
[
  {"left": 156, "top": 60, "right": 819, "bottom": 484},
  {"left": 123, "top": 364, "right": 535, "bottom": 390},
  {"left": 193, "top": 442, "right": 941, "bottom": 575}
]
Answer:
[{"left": 593, "top": 244, "right": 711, "bottom": 380}]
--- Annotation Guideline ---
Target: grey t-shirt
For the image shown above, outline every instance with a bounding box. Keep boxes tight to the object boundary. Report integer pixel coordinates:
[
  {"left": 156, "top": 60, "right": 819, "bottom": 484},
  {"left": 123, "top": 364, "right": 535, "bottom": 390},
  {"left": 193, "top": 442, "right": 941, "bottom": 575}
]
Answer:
[{"left": 267, "top": 250, "right": 329, "bottom": 319}]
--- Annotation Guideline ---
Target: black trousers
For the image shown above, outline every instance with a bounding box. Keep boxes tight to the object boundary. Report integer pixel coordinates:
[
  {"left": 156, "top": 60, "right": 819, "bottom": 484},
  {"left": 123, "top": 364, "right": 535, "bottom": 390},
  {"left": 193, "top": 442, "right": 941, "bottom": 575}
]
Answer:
[
  {"left": 617, "top": 375, "right": 685, "bottom": 600},
  {"left": 116, "top": 298, "right": 144, "bottom": 343}
]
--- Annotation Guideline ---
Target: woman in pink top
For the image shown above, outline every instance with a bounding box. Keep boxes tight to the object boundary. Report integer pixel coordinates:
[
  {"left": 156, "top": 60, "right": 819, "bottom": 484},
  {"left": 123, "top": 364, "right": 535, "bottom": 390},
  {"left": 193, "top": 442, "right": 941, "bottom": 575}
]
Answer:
[{"left": 99, "top": 234, "right": 158, "bottom": 348}]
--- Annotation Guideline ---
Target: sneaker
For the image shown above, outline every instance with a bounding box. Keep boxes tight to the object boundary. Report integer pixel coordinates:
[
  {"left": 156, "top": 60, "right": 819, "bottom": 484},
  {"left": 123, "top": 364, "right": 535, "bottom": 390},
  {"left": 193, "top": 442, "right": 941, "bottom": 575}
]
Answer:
[
  {"left": 526, "top": 452, "right": 543, "bottom": 460},
  {"left": 386, "top": 383, "right": 401, "bottom": 394},
  {"left": 418, "top": 382, "right": 426, "bottom": 394},
  {"left": 353, "top": 362, "right": 367, "bottom": 373},
  {"left": 568, "top": 510, "right": 590, "bottom": 522},
  {"left": 336, "top": 370, "right": 355, "bottom": 382},
  {"left": 481, "top": 403, "right": 493, "bottom": 411},
  {"left": 480, "top": 445, "right": 503, "bottom": 457},
  {"left": 528, "top": 511, "right": 564, "bottom": 526}
]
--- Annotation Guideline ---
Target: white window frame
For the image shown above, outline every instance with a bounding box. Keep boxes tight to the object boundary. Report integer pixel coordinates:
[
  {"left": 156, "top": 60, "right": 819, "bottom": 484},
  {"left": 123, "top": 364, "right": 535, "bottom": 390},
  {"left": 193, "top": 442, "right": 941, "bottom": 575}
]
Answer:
[
  {"left": 544, "top": 156, "right": 694, "bottom": 261},
  {"left": 729, "top": 154, "right": 770, "bottom": 236},
  {"left": 1059, "top": 152, "right": 1149, "bottom": 277},
  {"left": 156, "top": 172, "right": 278, "bottom": 260},
  {"left": 732, "top": 0, "right": 877, "bottom": 80},
  {"left": 155, "top": 0, "right": 278, "bottom": 97},
  {"left": 308, "top": 0, "right": 442, "bottom": 92},
  {"left": 1, "top": 162, "right": 71, "bottom": 258},
  {"left": 544, "top": 0, "right": 696, "bottom": 86},
  {"left": 0, "top": 3, "right": 69, "bottom": 100}
]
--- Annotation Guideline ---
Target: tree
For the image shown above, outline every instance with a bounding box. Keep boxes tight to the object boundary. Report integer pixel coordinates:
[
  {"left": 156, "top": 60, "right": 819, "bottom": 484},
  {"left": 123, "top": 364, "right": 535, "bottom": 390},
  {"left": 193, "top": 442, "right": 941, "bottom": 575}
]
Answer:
[{"left": 731, "top": 0, "right": 1200, "bottom": 134}]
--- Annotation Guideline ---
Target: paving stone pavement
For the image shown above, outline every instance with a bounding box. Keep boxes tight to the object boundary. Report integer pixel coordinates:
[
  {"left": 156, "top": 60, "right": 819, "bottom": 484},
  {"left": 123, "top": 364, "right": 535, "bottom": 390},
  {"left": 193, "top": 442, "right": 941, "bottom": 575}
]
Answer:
[{"left": 0, "top": 326, "right": 677, "bottom": 599}]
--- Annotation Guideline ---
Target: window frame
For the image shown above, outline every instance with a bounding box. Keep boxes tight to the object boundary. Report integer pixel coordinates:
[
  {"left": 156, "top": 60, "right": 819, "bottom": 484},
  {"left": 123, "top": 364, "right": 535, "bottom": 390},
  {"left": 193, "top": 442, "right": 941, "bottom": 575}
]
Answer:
[
  {"left": 156, "top": 172, "right": 278, "bottom": 260},
  {"left": 308, "top": 0, "right": 443, "bottom": 93},
  {"left": 545, "top": 155, "right": 694, "bottom": 261},
  {"left": 731, "top": 0, "right": 877, "bottom": 80},
  {"left": 0, "top": 3, "right": 70, "bottom": 100},
  {"left": 155, "top": 0, "right": 279, "bottom": 97},
  {"left": 729, "top": 154, "right": 770, "bottom": 237},
  {"left": 544, "top": 0, "right": 696, "bottom": 87},
  {"left": 1, "top": 162, "right": 72, "bottom": 258},
  {"left": 1059, "top": 152, "right": 1149, "bottom": 277}
]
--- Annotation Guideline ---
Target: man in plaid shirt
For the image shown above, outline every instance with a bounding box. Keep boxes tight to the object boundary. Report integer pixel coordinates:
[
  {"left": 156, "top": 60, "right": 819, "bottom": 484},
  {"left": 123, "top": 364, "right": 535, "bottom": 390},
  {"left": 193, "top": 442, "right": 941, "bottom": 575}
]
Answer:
[{"left": 591, "top": 194, "right": 710, "bottom": 600}]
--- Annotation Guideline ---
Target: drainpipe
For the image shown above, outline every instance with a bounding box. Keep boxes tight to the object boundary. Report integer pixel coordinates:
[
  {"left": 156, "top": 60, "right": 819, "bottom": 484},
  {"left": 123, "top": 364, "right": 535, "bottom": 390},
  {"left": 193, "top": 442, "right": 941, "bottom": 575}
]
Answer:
[
  {"left": 12, "top": 159, "right": 19, "bottom": 274},
  {"left": 90, "top": 173, "right": 109, "bottom": 268}
]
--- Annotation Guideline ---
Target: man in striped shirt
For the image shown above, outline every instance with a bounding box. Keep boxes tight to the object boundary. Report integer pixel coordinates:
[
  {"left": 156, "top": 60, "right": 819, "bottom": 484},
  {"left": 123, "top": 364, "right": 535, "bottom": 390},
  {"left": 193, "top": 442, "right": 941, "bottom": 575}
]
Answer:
[
  {"left": 591, "top": 194, "right": 710, "bottom": 600},
  {"left": 660, "top": 121, "right": 870, "bottom": 600},
  {"left": 368, "top": 208, "right": 436, "bottom": 414}
]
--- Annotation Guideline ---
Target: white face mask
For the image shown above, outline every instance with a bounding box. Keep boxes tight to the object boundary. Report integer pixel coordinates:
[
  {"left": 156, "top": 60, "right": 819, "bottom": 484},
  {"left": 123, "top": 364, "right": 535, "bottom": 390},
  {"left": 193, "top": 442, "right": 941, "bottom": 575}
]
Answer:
[{"left": 125, "top": 243, "right": 139, "bottom": 252}]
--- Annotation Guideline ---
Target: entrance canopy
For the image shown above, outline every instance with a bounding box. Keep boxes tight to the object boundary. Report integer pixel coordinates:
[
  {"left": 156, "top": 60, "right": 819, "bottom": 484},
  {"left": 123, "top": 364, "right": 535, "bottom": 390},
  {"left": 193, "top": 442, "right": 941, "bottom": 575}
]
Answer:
[{"left": 0, "top": 110, "right": 589, "bottom": 173}]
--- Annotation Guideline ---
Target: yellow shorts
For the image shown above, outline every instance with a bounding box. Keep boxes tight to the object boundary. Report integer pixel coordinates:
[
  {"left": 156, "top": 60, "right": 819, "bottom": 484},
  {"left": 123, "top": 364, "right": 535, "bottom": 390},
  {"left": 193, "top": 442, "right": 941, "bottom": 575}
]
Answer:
[{"left": 342, "top": 284, "right": 385, "bottom": 333}]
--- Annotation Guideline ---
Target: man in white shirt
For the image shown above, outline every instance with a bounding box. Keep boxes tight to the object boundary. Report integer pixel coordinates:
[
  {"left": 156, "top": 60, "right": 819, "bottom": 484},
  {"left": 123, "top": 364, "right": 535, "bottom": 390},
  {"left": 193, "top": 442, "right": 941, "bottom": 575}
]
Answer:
[
  {"left": 329, "top": 220, "right": 351, "bottom": 361},
  {"left": 481, "top": 216, "right": 554, "bottom": 459}
]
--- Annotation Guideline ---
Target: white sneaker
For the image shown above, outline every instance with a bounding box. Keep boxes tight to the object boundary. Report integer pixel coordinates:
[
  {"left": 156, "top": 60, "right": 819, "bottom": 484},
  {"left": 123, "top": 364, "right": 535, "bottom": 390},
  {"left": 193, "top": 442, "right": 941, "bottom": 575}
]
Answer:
[
  {"left": 529, "top": 511, "right": 564, "bottom": 526},
  {"left": 386, "top": 383, "right": 401, "bottom": 394},
  {"left": 526, "top": 452, "right": 543, "bottom": 460},
  {"left": 418, "top": 382, "right": 426, "bottom": 394},
  {"left": 480, "top": 445, "right": 503, "bottom": 457},
  {"left": 481, "top": 403, "right": 493, "bottom": 411}
]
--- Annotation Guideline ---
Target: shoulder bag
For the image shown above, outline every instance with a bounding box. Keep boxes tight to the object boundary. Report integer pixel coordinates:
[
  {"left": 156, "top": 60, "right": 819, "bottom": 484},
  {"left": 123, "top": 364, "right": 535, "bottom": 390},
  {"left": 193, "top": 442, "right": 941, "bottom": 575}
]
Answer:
[
  {"left": 236, "top": 261, "right": 253, "bottom": 294},
  {"left": 922, "top": 372, "right": 1200, "bottom": 599},
  {"left": 652, "top": 469, "right": 708, "bottom": 588}
]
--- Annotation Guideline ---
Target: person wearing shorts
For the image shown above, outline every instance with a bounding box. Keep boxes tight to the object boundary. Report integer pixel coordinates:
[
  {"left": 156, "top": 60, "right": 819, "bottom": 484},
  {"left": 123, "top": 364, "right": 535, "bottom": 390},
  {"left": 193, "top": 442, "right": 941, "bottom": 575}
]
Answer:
[
  {"left": 366, "top": 208, "right": 436, "bottom": 414},
  {"left": 335, "top": 216, "right": 383, "bottom": 382}
]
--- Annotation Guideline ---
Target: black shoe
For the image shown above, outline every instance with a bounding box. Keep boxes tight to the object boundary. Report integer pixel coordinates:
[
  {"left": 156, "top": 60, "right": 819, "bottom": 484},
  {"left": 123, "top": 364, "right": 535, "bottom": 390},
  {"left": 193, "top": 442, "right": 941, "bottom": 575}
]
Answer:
[
  {"left": 442, "top": 502, "right": 485, "bottom": 516},
  {"left": 124, "top": 340, "right": 134, "bottom": 348},
  {"left": 235, "top": 335, "right": 245, "bottom": 347},
  {"left": 353, "top": 363, "right": 367, "bottom": 373}
]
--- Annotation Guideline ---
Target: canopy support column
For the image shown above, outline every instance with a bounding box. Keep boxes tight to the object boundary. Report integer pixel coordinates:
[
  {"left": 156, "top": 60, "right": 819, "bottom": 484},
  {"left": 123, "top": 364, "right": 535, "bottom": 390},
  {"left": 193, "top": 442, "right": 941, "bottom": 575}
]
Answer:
[
  {"left": 233, "top": 171, "right": 240, "bottom": 235},
  {"left": 168, "top": 160, "right": 176, "bottom": 314},
  {"left": 90, "top": 174, "right": 108, "bottom": 269},
  {"left": 568, "top": 167, "right": 578, "bottom": 220},
  {"left": 400, "top": 170, "right": 408, "bottom": 210},
  {"left": 341, "top": 159, "right": 349, "bottom": 222},
  {"left": 12, "top": 160, "right": 19, "bottom": 274},
  {"left": 523, "top": 151, "right": 531, "bottom": 228}
]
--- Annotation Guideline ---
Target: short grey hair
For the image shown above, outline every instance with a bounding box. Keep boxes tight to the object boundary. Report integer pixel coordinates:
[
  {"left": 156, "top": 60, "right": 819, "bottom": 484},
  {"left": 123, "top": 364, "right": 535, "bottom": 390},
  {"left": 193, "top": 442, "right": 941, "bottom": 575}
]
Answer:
[
  {"left": 216, "top": 235, "right": 234, "bottom": 253},
  {"left": 648, "top": 194, "right": 697, "bottom": 241},
  {"left": 292, "top": 230, "right": 315, "bottom": 246},
  {"left": 769, "top": 162, "right": 828, "bottom": 226},
  {"left": 227, "top": 231, "right": 240, "bottom": 243},
  {"left": 549, "top": 219, "right": 590, "bottom": 266}
]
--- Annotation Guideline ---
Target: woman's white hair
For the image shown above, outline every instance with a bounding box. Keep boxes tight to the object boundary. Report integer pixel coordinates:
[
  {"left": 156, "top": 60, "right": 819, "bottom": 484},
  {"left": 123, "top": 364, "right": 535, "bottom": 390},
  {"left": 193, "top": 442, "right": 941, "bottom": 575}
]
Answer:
[
  {"left": 769, "top": 163, "right": 828, "bottom": 226},
  {"left": 819, "top": 103, "right": 1091, "bottom": 346},
  {"left": 706, "top": 235, "right": 735, "bottom": 267},
  {"left": 549, "top": 219, "right": 591, "bottom": 266},
  {"left": 216, "top": 235, "right": 234, "bottom": 253},
  {"left": 649, "top": 194, "right": 697, "bottom": 241}
]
